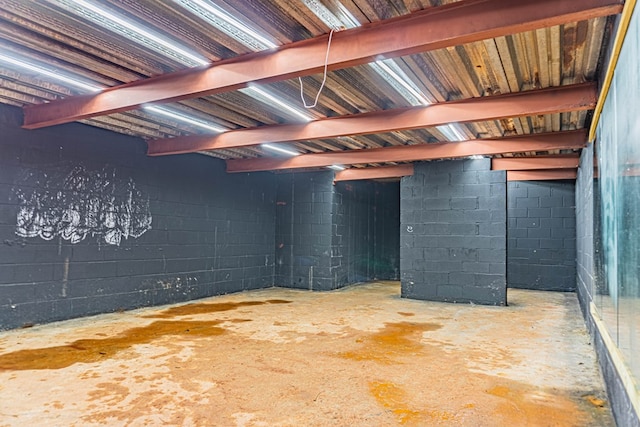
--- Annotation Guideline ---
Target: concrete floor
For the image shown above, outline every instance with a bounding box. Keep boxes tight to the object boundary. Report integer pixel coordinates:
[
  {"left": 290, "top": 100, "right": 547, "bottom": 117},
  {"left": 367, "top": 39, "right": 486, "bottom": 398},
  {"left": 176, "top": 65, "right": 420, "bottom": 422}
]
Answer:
[{"left": 0, "top": 281, "right": 613, "bottom": 426}]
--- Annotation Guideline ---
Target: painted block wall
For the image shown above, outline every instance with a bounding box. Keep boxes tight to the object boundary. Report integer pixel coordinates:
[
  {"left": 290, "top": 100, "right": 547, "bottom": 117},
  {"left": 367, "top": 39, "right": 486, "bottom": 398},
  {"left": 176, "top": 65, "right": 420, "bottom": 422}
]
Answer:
[
  {"left": 400, "top": 159, "right": 507, "bottom": 305},
  {"left": 0, "top": 105, "right": 276, "bottom": 330},
  {"left": 274, "top": 172, "right": 334, "bottom": 291},
  {"left": 507, "top": 181, "right": 576, "bottom": 291},
  {"left": 275, "top": 174, "right": 400, "bottom": 291},
  {"left": 332, "top": 181, "right": 399, "bottom": 287}
]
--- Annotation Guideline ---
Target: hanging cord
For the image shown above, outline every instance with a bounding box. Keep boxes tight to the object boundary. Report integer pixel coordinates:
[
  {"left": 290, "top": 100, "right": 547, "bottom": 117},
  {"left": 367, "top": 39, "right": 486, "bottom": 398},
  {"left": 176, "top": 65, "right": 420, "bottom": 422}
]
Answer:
[{"left": 299, "top": 28, "right": 336, "bottom": 109}]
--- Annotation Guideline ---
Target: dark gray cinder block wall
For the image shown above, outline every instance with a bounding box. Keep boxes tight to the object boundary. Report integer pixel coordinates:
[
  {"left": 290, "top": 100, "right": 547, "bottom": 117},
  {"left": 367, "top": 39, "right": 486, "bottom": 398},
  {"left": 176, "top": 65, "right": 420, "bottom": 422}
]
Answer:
[
  {"left": 507, "top": 181, "right": 576, "bottom": 291},
  {"left": 400, "top": 159, "right": 507, "bottom": 305},
  {"left": 274, "top": 172, "right": 334, "bottom": 291},
  {"left": 333, "top": 181, "right": 399, "bottom": 287},
  {"left": 0, "top": 104, "right": 276, "bottom": 330},
  {"left": 275, "top": 174, "right": 400, "bottom": 291}
]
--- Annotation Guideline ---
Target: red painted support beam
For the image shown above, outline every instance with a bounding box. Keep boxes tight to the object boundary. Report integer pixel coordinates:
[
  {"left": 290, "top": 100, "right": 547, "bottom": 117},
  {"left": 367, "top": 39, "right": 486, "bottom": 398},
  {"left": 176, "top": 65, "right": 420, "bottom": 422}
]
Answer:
[
  {"left": 149, "top": 84, "right": 596, "bottom": 156},
  {"left": 507, "top": 169, "right": 578, "bottom": 181},
  {"left": 22, "top": 0, "right": 622, "bottom": 129},
  {"left": 491, "top": 154, "right": 580, "bottom": 170},
  {"left": 226, "top": 131, "right": 587, "bottom": 173},
  {"left": 333, "top": 164, "right": 414, "bottom": 182}
]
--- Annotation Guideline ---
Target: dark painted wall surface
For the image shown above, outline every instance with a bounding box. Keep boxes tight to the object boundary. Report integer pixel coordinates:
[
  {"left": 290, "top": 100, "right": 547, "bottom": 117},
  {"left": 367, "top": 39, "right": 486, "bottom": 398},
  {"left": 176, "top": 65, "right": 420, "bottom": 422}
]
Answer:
[
  {"left": 507, "top": 181, "right": 576, "bottom": 291},
  {"left": 274, "top": 172, "right": 334, "bottom": 291},
  {"left": 275, "top": 174, "right": 400, "bottom": 291},
  {"left": 576, "top": 146, "right": 640, "bottom": 427},
  {"left": 400, "top": 159, "right": 507, "bottom": 305},
  {"left": 0, "top": 105, "right": 276, "bottom": 330},
  {"left": 333, "top": 181, "right": 399, "bottom": 287}
]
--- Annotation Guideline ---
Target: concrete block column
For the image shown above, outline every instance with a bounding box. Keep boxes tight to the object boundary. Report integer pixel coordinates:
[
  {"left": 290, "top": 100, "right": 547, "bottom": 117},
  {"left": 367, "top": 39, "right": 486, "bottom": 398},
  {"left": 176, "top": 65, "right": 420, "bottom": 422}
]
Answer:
[{"left": 400, "top": 159, "right": 507, "bottom": 305}]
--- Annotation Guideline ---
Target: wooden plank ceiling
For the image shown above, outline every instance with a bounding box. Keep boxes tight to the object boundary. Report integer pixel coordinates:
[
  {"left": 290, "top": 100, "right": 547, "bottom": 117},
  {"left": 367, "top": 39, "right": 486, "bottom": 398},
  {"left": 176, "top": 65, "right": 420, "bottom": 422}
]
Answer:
[{"left": 0, "top": 0, "right": 623, "bottom": 180}]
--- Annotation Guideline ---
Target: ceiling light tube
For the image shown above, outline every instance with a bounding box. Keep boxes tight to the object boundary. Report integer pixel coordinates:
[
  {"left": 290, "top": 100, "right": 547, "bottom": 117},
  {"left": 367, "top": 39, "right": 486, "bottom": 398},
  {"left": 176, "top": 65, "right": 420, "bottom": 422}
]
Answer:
[
  {"left": 303, "top": 2, "right": 431, "bottom": 107},
  {"left": 437, "top": 123, "right": 467, "bottom": 141},
  {"left": 373, "top": 60, "right": 431, "bottom": 106},
  {"left": 144, "top": 106, "right": 227, "bottom": 133},
  {"left": 177, "top": 0, "right": 278, "bottom": 50},
  {"left": 334, "top": 2, "right": 361, "bottom": 28},
  {"left": 0, "top": 53, "right": 103, "bottom": 93},
  {"left": 327, "top": 165, "right": 346, "bottom": 171},
  {"left": 63, "top": 0, "right": 209, "bottom": 66},
  {"left": 262, "top": 143, "right": 300, "bottom": 156},
  {"left": 303, "top": 0, "right": 356, "bottom": 30},
  {"left": 242, "top": 86, "right": 314, "bottom": 122}
]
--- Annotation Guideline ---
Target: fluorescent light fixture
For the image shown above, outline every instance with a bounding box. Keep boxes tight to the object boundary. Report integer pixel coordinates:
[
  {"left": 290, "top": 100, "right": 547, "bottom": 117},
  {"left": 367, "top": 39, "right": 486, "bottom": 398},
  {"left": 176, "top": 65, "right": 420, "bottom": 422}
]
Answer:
[
  {"left": 175, "top": 0, "right": 278, "bottom": 51},
  {"left": 437, "top": 123, "right": 467, "bottom": 142},
  {"left": 302, "top": 0, "right": 360, "bottom": 29},
  {"left": 0, "top": 53, "right": 103, "bottom": 93},
  {"left": 327, "top": 164, "right": 345, "bottom": 171},
  {"left": 262, "top": 143, "right": 300, "bottom": 157},
  {"left": 172, "top": 2, "right": 307, "bottom": 123},
  {"left": 334, "top": 2, "right": 361, "bottom": 28},
  {"left": 305, "top": 1, "right": 470, "bottom": 143},
  {"left": 241, "top": 86, "right": 314, "bottom": 122},
  {"left": 144, "top": 106, "right": 227, "bottom": 133},
  {"left": 371, "top": 60, "right": 430, "bottom": 106},
  {"left": 469, "top": 155, "right": 484, "bottom": 159},
  {"left": 302, "top": 2, "right": 432, "bottom": 108},
  {"left": 59, "top": 0, "right": 208, "bottom": 67}
]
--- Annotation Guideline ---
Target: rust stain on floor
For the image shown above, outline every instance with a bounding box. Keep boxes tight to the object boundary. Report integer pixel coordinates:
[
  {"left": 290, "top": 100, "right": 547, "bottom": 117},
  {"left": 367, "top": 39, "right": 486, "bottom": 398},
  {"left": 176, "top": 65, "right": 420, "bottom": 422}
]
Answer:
[
  {"left": 0, "top": 320, "right": 227, "bottom": 370},
  {"left": 0, "top": 282, "right": 614, "bottom": 426},
  {"left": 339, "top": 321, "right": 441, "bottom": 363},
  {"left": 486, "top": 384, "right": 588, "bottom": 426},
  {"left": 369, "top": 381, "right": 455, "bottom": 425},
  {"left": 143, "top": 299, "right": 291, "bottom": 319}
]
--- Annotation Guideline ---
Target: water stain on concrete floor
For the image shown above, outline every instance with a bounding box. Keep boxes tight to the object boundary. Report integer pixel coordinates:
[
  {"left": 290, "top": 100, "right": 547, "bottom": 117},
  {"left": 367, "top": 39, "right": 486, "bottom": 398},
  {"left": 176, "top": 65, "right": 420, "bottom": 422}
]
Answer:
[{"left": 0, "top": 281, "right": 614, "bottom": 426}]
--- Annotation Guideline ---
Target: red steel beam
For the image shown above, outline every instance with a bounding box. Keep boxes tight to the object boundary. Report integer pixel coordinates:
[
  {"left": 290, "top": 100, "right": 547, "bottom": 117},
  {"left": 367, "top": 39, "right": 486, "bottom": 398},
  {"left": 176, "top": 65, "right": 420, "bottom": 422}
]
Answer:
[
  {"left": 507, "top": 169, "right": 578, "bottom": 181},
  {"left": 22, "top": 0, "right": 622, "bottom": 129},
  {"left": 333, "top": 164, "right": 414, "bottom": 182},
  {"left": 491, "top": 154, "right": 580, "bottom": 170},
  {"left": 226, "top": 131, "right": 587, "bottom": 173},
  {"left": 149, "top": 83, "right": 596, "bottom": 156}
]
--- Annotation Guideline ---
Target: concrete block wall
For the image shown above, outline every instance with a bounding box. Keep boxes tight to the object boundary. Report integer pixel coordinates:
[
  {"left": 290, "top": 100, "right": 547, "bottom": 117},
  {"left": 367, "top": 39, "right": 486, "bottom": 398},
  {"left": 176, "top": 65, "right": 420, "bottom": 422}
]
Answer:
[
  {"left": 276, "top": 175, "right": 400, "bottom": 291},
  {"left": 274, "top": 172, "right": 334, "bottom": 291},
  {"left": 400, "top": 159, "right": 507, "bottom": 305},
  {"left": 576, "top": 146, "right": 595, "bottom": 315},
  {"left": 368, "top": 182, "right": 400, "bottom": 281},
  {"left": 332, "top": 181, "right": 399, "bottom": 287},
  {"left": 0, "top": 105, "right": 276, "bottom": 330},
  {"left": 507, "top": 181, "right": 576, "bottom": 291}
]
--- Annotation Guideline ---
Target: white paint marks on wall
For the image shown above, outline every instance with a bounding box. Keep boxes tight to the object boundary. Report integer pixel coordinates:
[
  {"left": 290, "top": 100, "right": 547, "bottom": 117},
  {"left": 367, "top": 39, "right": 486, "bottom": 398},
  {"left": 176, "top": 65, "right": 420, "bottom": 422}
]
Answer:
[{"left": 14, "top": 165, "right": 152, "bottom": 246}]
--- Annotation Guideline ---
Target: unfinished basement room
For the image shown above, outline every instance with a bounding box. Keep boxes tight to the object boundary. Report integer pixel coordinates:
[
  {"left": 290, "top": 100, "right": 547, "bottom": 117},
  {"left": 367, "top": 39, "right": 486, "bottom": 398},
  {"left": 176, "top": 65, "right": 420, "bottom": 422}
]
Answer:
[{"left": 0, "top": 0, "right": 638, "bottom": 426}]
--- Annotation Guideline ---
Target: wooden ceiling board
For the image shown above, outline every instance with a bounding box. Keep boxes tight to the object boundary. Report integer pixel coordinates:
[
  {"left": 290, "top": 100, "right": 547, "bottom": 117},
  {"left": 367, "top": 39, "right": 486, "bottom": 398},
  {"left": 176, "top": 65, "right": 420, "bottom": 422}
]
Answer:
[{"left": 0, "top": 0, "right": 621, "bottom": 173}]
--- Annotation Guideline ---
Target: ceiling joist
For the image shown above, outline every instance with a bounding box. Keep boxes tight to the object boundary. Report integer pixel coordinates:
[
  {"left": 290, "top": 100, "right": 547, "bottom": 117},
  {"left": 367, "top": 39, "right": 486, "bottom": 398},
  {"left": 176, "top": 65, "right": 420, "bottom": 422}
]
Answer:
[
  {"left": 507, "top": 169, "right": 578, "bottom": 181},
  {"left": 334, "top": 164, "right": 414, "bottom": 182},
  {"left": 226, "top": 131, "right": 587, "bottom": 173},
  {"left": 148, "top": 83, "right": 596, "bottom": 156},
  {"left": 491, "top": 154, "right": 580, "bottom": 170},
  {"left": 21, "top": 0, "right": 622, "bottom": 130}
]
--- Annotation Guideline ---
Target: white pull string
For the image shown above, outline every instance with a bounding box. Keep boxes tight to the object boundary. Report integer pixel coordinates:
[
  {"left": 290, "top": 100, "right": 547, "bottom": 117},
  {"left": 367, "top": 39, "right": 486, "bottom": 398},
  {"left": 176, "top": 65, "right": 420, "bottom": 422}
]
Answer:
[{"left": 299, "top": 28, "right": 335, "bottom": 109}]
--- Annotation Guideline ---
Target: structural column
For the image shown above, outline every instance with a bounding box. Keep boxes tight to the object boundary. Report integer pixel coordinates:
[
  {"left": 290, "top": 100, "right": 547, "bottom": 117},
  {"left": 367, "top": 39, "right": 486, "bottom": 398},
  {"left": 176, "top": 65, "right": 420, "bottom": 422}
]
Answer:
[{"left": 400, "top": 159, "right": 507, "bottom": 305}]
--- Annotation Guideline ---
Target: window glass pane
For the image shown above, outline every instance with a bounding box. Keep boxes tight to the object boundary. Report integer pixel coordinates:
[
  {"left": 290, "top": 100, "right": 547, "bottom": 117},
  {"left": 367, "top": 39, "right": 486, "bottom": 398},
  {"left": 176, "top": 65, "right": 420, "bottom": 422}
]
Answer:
[
  {"left": 594, "top": 8, "right": 640, "bottom": 388},
  {"left": 613, "top": 20, "right": 640, "bottom": 380}
]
